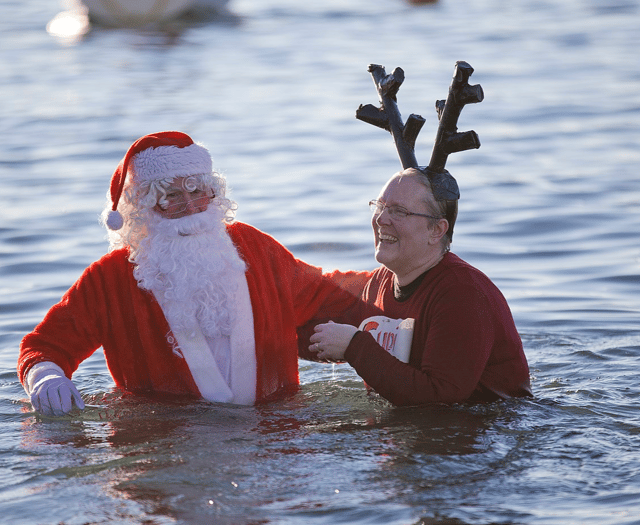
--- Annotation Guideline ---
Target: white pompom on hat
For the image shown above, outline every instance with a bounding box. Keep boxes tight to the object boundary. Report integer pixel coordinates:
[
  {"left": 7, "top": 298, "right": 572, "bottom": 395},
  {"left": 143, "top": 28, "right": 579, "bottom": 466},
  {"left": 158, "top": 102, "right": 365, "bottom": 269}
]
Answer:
[{"left": 106, "top": 131, "right": 213, "bottom": 230}]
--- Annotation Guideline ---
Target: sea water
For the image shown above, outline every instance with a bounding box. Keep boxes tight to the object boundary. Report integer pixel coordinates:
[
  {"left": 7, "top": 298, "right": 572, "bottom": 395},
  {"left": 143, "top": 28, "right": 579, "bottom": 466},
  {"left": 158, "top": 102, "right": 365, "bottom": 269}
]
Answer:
[{"left": 1, "top": 0, "right": 640, "bottom": 523}]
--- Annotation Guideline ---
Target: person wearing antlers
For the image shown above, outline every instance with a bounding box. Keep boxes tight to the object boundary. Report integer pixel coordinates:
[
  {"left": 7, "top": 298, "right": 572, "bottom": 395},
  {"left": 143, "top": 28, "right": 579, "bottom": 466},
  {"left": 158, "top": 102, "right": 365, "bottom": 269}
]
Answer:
[{"left": 308, "top": 62, "right": 532, "bottom": 405}]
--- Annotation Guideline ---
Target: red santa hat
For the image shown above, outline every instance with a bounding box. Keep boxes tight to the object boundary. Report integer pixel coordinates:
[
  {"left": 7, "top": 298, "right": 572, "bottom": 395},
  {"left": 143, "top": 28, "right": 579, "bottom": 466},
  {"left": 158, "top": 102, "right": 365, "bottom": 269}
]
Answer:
[{"left": 106, "top": 131, "right": 213, "bottom": 230}]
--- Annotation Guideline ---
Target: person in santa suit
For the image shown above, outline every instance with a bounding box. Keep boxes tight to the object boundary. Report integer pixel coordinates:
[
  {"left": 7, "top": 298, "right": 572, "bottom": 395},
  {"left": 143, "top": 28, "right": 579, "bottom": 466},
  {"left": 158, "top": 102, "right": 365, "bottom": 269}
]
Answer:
[
  {"left": 17, "top": 131, "right": 366, "bottom": 416},
  {"left": 308, "top": 167, "right": 533, "bottom": 406}
]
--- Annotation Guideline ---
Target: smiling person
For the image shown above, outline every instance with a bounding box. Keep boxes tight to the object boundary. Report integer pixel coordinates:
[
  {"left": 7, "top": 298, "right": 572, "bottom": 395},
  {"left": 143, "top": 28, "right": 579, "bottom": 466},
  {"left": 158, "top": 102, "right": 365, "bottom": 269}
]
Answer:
[
  {"left": 17, "top": 131, "right": 362, "bottom": 416},
  {"left": 309, "top": 167, "right": 532, "bottom": 406}
]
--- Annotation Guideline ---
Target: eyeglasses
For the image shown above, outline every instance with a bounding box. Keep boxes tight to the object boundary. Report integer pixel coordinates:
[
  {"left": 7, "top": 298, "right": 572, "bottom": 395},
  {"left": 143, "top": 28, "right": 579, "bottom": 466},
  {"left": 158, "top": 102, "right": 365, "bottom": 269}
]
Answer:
[
  {"left": 369, "top": 199, "right": 442, "bottom": 221},
  {"left": 158, "top": 190, "right": 214, "bottom": 218}
]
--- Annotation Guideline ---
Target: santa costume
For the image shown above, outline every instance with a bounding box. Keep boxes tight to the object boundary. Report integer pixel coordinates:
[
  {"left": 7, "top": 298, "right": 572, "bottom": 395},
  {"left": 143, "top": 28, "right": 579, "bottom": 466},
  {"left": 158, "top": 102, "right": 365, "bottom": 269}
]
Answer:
[{"left": 18, "top": 131, "right": 360, "bottom": 406}]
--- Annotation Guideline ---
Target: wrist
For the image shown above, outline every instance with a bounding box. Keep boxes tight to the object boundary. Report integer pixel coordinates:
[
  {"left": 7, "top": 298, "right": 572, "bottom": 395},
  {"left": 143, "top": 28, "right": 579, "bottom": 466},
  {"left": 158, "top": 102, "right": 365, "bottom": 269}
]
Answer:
[
  {"left": 344, "top": 330, "right": 366, "bottom": 362},
  {"left": 24, "top": 362, "right": 65, "bottom": 394}
]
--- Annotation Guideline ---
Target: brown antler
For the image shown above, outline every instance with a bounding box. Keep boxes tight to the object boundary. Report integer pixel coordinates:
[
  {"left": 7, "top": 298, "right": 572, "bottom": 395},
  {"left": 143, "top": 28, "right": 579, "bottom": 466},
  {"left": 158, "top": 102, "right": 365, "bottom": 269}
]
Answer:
[
  {"left": 428, "top": 61, "right": 483, "bottom": 174},
  {"left": 355, "top": 64, "right": 425, "bottom": 169},
  {"left": 356, "top": 61, "right": 484, "bottom": 202}
]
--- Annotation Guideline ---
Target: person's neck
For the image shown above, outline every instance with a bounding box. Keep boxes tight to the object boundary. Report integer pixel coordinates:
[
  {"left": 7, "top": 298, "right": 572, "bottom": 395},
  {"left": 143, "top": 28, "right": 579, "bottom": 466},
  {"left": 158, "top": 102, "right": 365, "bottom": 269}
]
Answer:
[{"left": 394, "top": 250, "right": 447, "bottom": 287}]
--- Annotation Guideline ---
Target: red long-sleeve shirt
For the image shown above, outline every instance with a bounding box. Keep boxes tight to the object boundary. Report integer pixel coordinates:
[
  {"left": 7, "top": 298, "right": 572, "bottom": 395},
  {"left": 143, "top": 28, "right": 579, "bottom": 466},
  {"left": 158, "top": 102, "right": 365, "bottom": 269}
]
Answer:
[{"left": 344, "top": 252, "right": 532, "bottom": 406}]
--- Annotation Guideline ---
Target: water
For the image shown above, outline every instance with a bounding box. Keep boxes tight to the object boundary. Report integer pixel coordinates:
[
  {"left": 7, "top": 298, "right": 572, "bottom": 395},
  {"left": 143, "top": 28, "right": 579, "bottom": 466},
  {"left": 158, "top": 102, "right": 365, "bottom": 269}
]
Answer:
[{"left": 1, "top": 0, "right": 640, "bottom": 523}]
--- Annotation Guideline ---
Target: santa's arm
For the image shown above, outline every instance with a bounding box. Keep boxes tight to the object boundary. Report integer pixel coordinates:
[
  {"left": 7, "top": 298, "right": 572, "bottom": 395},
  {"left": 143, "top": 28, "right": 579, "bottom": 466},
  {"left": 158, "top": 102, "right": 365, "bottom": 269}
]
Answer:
[
  {"left": 291, "top": 263, "right": 381, "bottom": 361},
  {"left": 291, "top": 257, "right": 381, "bottom": 328},
  {"left": 18, "top": 273, "right": 103, "bottom": 383},
  {"left": 18, "top": 262, "right": 108, "bottom": 414},
  {"left": 323, "top": 269, "right": 373, "bottom": 297}
]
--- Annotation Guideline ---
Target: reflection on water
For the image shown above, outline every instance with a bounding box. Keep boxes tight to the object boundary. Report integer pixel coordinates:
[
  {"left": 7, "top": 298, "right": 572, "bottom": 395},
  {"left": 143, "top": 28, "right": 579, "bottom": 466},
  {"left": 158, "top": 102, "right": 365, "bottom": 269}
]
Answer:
[
  {"left": 2, "top": 0, "right": 640, "bottom": 523},
  {"left": 16, "top": 386, "right": 514, "bottom": 524}
]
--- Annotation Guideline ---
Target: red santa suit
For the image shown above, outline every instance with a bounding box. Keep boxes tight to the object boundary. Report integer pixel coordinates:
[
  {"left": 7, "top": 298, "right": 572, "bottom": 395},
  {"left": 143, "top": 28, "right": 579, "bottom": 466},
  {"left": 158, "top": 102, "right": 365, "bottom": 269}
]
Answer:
[
  {"left": 18, "top": 221, "right": 360, "bottom": 404},
  {"left": 18, "top": 131, "right": 364, "bottom": 410}
]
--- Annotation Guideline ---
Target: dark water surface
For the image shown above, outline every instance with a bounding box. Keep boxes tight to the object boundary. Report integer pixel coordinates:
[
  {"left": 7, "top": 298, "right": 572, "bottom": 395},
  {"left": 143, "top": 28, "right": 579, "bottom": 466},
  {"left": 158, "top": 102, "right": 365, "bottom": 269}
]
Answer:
[{"left": 2, "top": 0, "right": 640, "bottom": 523}]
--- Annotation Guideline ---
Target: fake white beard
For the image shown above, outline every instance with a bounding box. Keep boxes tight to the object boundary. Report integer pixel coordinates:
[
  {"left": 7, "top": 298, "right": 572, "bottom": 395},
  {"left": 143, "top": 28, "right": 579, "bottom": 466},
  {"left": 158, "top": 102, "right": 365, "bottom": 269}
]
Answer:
[{"left": 131, "top": 205, "right": 247, "bottom": 339}]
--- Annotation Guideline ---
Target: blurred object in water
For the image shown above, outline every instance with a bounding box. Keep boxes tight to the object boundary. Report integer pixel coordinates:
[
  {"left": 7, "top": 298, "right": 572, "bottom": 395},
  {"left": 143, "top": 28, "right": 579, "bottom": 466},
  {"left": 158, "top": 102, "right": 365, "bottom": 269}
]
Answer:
[
  {"left": 46, "top": 3, "right": 91, "bottom": 43},
  {"left": 55, "top": 0, "right": 232, "bottom": 29},
  {"left": 407, "top": 0, "right": 439, "bottom": 4}
]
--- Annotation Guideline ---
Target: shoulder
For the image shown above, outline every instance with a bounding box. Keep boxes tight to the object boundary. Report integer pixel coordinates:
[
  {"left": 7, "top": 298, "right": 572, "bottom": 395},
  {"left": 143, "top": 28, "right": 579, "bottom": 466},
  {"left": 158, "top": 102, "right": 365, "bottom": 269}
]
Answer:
[
  {"left": 226, "top": 221, "right": 293, "bottom": 260},
  {"left": 369, "top": 265, "right": 393, "bottom": 283},
  {"left": 97, "top": 247, "right": 131, "bottom": 266},
  {"left": 226, "top": 220, "right": 256, "bottom": 237},
  {"left": 227, "top": 221, "right": 279, "bottom": 245},
  {"left": 83, "top": 248, "right": 132, "bottom": 275},
  {"left": 362, "top": 266, "right": 394, "bottom": 297},
  {"left": 61, "top": 248, "right": 133, "bottom": 296},
  {"left": 433, "top": 252, "right": 508, "bottom": 304},
  {"left": 438, "top": 253, "right": 493, "bottom": 285}
]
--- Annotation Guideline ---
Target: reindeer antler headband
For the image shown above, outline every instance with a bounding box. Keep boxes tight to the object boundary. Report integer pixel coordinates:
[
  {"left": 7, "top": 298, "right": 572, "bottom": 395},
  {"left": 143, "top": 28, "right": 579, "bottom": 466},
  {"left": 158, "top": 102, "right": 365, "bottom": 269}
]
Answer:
[{"left": 356, "top": 61, "right": 484, "bottom": 201}]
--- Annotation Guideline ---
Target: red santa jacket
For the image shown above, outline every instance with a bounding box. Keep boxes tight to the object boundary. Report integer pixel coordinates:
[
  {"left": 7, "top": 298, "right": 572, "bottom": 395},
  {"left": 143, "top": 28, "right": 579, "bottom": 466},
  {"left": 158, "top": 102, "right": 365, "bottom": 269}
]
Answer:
[{"left": 17, "top": 222, "right": 360, "bottom": 403}]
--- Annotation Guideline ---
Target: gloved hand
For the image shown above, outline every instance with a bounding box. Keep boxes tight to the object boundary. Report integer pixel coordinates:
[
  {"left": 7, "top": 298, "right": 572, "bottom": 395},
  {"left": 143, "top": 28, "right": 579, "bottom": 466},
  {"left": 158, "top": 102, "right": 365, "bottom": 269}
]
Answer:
[{"left": 29, "top": 372, "right": 85, "bottom": 417}]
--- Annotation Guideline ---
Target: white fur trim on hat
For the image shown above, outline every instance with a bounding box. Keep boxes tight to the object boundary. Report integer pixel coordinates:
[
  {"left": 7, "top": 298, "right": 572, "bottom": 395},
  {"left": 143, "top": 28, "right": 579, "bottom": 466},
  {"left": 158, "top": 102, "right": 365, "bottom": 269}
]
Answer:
[{"left": 131, "top": 143, "right": 212, "bottom": 182}]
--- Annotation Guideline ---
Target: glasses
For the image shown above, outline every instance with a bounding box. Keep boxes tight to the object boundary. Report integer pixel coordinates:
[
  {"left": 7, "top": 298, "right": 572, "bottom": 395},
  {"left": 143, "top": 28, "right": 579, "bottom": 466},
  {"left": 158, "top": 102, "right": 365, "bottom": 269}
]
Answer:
[
  {"left": 369, "top": 199, "right": 442, "bottom": 221},
  {"left": 158, "top": 190, "right": 214, "bottom": 218}
]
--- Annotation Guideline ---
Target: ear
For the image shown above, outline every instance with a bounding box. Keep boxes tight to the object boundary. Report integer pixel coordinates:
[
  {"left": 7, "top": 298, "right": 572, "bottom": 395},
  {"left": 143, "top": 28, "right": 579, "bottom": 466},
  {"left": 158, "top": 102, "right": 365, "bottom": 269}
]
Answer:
[{"left": 428, "top": 218, "right": 449, "bottom": 245}]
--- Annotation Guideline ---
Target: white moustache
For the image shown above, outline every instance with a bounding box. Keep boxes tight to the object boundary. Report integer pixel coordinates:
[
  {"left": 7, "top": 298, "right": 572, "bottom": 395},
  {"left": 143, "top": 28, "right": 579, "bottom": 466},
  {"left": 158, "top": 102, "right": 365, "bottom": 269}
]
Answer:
[{"left": 149, "top": 206, "right": 223, "bottom": 238}]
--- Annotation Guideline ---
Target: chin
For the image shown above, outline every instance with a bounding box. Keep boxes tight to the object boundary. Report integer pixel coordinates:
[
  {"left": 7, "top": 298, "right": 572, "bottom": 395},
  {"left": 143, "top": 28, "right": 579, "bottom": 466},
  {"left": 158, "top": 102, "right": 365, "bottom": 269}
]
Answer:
[{"left": 374, "top": 247, "right": 393, "bottom": 267}]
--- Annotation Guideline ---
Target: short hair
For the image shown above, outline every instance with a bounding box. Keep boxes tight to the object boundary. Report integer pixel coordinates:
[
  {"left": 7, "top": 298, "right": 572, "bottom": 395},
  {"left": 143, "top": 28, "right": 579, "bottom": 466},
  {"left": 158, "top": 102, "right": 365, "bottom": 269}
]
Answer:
[{"left": 401, "top": 167, "right": 457, "bottom": 249}]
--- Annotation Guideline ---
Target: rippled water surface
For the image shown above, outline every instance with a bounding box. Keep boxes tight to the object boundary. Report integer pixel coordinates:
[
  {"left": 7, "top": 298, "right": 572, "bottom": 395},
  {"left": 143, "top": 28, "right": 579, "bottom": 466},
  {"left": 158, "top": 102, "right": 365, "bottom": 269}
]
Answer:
[{"left": 2, "top": 0, "right": 640, "bottom": 523}]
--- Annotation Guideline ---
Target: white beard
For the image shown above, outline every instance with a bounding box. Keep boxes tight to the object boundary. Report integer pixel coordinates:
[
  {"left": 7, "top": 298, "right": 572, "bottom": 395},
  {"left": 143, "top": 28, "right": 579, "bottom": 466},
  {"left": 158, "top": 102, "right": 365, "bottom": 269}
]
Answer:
[{"left": 131, "top": 206, "right": 247, "bottom": 340}]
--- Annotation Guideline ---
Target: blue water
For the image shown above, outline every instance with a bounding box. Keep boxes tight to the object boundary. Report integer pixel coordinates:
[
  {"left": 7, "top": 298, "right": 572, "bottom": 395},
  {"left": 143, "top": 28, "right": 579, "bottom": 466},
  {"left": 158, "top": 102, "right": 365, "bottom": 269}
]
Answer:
[{"left": 2, "top": 0, "right": 640, "bottom": 523}]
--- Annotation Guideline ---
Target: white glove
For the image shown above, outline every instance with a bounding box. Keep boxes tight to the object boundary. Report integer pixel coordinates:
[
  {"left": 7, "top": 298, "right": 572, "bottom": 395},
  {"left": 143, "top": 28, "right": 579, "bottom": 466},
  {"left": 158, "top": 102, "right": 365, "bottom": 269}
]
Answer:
[{"left": 25, "top": 362, "right": 85, "bottom": 416}]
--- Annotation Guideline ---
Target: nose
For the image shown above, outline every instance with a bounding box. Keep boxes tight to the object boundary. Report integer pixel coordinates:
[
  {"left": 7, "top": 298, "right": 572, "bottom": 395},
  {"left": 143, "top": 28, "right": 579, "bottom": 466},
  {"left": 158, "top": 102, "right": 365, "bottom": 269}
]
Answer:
[
  {"left": 182, "top": 191, "right": 208, "bottom": 216},
  {"left": 375, "top": 206, "right": 392, "bottom": 225},
  {"left": 183, "top": 193, "right": 198, "bottom": 214}
]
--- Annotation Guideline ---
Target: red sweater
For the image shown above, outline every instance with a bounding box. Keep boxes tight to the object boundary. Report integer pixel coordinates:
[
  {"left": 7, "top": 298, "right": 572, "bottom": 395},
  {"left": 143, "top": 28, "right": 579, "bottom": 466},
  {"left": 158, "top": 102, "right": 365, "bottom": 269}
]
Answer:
[
  {"left": 344, "top": 252, "right": 532, "bottom": 406},
  {"left": 17, "top": 222, "right": 360, "bottom": 403}
]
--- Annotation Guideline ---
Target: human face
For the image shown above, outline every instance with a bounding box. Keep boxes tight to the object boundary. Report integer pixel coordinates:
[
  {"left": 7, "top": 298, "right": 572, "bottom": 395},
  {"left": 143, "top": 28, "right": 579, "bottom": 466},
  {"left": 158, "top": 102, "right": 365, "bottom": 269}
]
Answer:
[
  {"left": 154, "top": 176, "right": 212, "bottom": 220},
  {"left": 372, "top": 173, "right": 447, "bottom": 285}
]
